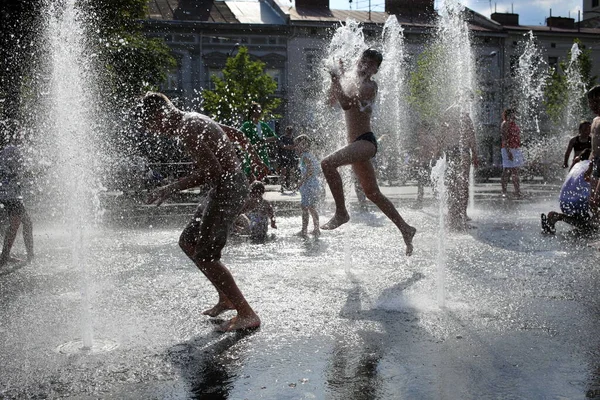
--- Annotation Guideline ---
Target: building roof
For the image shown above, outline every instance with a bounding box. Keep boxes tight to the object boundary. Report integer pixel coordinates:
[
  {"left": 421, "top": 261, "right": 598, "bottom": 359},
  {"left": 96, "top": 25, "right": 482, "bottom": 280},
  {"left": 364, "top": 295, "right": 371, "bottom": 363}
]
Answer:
[
  {"left": 148, "top": 0, "right": 240, "bottom": 22},
  {"left": 225, "top": 0, "right": 285, "bottom": 24}
]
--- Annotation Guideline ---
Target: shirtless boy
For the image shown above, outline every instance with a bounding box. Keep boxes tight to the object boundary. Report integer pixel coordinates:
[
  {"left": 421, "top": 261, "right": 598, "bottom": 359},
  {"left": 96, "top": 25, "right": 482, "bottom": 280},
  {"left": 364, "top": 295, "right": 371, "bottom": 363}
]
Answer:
[
  {"left": 588, "top": 86, "right": 600, "bottom": 212},
  {"left": 321, "top": 49, "right": 416, "bottom": 255},
  {"left": 140, "top": 92, "right": 265, "bottom": 332}
]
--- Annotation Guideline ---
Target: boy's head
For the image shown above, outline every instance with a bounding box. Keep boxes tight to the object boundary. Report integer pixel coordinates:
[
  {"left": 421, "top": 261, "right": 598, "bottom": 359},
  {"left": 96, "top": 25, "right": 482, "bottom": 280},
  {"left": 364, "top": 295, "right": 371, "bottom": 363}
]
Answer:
[
  {"left": 285, "top": 126, "right": 293, "bottom": 136},
  {"left": 587, "top": 86, "right": 600, "bottom": 114},
  {"left": 502, "top": 108, "right": 516, "bottom": 121},
  {"left": 139, "top": 92, "right": 175, "bottom": 133},
  {"left": 247, "top": 102, "right": 262, "bottom": 122},
  {"left": 579, "top": 120, "right": 591, "bottom": 136},
  {"left": 249, "top": 180, "right": 265, "bottom": 196},
  {"left": 358, "top": 48, "right": 383, "bottom": 78}
]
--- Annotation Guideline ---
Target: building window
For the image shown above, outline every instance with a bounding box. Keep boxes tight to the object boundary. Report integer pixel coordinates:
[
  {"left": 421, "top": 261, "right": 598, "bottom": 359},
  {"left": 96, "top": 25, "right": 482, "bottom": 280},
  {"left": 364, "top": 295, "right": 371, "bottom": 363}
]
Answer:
[
  {"left": 266, "top": 69, "right": 282, "bottom": 91},
  {"left": 268, "top": 37, "right": 277, "bottom": 45},
  {"left": 594, "top": 0, "right": 599, "bottom": 7},
  {"left": 550, "top": 43, "right": 556, "bottom": 48},
  {"left": 165, "top": 71, "right": 180, "bottom": 91}
]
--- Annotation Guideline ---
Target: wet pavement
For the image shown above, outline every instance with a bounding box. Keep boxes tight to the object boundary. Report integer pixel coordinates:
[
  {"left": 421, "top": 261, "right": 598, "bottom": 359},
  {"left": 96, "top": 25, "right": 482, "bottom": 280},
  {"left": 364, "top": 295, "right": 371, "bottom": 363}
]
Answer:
[{"left": 2, "top": 181, "right": 600, "bottom": 399}]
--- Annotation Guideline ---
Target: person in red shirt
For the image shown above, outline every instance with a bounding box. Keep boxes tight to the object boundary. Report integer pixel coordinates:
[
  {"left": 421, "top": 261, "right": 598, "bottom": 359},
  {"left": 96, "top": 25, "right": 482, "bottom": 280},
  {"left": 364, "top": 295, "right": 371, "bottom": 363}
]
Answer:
[{"left": 500, "top": 109, "right": 523, "bottom": 198}]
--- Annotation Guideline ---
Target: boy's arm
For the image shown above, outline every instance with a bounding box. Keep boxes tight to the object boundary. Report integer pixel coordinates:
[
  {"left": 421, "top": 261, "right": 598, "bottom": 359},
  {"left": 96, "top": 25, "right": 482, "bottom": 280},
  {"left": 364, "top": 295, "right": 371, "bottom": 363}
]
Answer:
[
  {"left": 563, "top": 139, "right": 574, "bottom": 168},
  {"left": 219, "top": 123, "right": 269, "bottom": 179},
  {"left": 148, "top": 144, "right": 221, "bottom": 206},
  {"left": 464, "top": 115, "right": 479, "bottom": 167},
  {"left": 330, "top": 74, "right": 354, "bottom": 110}
]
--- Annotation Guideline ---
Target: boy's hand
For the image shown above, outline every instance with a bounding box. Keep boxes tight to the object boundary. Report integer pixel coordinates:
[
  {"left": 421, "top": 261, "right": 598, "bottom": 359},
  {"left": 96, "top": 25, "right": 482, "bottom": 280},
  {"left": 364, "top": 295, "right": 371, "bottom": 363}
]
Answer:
[{"left": 147, "top": 185, "right": 172, "bottom": 206}]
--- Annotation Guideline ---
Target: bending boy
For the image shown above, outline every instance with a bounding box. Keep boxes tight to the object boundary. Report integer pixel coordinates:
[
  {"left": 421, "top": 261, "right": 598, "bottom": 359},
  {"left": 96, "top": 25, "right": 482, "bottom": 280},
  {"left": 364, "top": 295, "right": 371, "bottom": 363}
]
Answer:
[{"left": 140, "top": 92, "right": 266, "bottom": 332}]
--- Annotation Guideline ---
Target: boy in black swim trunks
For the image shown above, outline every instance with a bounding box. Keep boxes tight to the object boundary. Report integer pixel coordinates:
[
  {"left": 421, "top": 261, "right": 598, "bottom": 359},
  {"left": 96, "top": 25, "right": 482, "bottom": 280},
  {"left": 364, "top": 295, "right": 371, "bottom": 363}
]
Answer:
[
  {"left": 140, "top": 92, "right": 267, "bottom": 332},
  {"left": 321, "top": 48, "right": 416, "bottom": 255}
]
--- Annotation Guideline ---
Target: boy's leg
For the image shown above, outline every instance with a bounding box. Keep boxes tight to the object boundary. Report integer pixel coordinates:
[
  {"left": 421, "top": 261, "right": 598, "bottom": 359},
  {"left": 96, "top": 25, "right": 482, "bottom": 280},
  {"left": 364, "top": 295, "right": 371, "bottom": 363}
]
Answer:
[
  {"left": 353, "top": 160, "right": 416, "bottom": 255},
  {"left": 512, "top": 167, "right": 521, "bottom": 195},
  {"left": 179, "top": 227, "right": 235, "bottom": 317},
  {"left": 195, "top": 259, "right": 260, "bottom": 332},
  {"left": 21, "top": 209, "right": 33, "bottom": 261},
  {"left": 308, "top": 206, "right": 320, "bottom": 235},
  {"left": 300, "top": 206, "right": 309, "bottom": 235},
  {"left": 321, "top": 141, "right": 376, "bottom": 229},
  {"left": 501, "top": 168, "right": 509, "bottom": 194},
  {"left": 0, "top": 212, "right": 21, "bottom": 266}
]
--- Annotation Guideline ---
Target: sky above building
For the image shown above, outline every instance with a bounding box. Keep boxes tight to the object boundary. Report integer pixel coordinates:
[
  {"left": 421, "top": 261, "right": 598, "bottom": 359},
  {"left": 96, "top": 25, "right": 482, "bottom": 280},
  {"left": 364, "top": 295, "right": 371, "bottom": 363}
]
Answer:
[{"left": 323, "top": 0, "right": 583, "bottom": 26}]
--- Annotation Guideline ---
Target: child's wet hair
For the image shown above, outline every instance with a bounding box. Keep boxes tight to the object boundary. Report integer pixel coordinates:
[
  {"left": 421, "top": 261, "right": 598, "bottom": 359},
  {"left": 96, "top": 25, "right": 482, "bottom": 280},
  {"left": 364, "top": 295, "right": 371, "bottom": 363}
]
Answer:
[
  {"left": 587, "top": 85, "right": 600, "bottom": 99},
  {"left": 579, "top": 120, "right": 591, "bottom": 132},
  {"left": 250, "top": 180, "right": 265, "bottom": 195},
  {"left": 362, "top": 48, "right": 383, "bottom": 67}
]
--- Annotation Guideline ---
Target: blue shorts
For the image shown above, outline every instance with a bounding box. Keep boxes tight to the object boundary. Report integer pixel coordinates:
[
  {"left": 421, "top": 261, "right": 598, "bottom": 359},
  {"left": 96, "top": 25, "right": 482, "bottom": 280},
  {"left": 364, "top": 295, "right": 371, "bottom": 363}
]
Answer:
[
  {"left": 299, "top": 182, "right": 320, "bottom": 207},
  {"left": 501, "top": 148, "right": 524, "bottom": 168}
]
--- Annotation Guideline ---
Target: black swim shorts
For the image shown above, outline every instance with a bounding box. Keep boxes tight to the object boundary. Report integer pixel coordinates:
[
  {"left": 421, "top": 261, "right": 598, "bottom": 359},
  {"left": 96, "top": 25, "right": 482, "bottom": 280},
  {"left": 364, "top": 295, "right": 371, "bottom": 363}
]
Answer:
[{"left": 354, "top": 132, "right": 378, "bottom": 153}]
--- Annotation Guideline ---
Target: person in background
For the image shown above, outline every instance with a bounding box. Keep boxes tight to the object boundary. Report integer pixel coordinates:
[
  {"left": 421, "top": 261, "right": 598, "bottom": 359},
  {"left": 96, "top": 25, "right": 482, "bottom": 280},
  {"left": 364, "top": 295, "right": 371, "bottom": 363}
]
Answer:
[
  {"left": 542, "top": 149, "right": 596, "bottom": 234},
  {"left": 500, "top": 109, "right": 523, "bottom": 198},
  {"left": 237, "top": 181, "right": 277, "bottom": 242},
  {"left": 0, "top": 120, "right": 33, "bottom": 266},
  {"left": 295, "top": 135, "right": 321, "bottom": 237},
  {"left": 563, "top": 121, "right": 591, "bottom": 169},
  {"left": 277, "top": 126, "right": 298, "bottom": 193},
  {"left": 239, "top": 102, "right": 278, "bottom": 181}
]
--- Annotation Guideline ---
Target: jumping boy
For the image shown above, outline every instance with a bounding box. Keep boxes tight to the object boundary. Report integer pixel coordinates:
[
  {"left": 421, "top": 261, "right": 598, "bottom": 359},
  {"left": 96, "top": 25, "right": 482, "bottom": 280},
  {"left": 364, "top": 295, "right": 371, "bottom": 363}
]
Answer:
[
  {"left": 140, "top": 92, "right": 266, "bottom": 332},
  {"left": 321, "top": 48, "right": 416, "bottom": 255}
]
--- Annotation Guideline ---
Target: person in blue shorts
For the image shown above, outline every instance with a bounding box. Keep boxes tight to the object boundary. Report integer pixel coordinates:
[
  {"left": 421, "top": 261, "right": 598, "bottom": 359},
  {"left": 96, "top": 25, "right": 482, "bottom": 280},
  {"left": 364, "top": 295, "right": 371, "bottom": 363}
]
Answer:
[
  {"left": 541, "top": 149, "right": 597, "bottom": 234},
  {"left": 294, "top": 135, "right": 321, "bottom": 237}
]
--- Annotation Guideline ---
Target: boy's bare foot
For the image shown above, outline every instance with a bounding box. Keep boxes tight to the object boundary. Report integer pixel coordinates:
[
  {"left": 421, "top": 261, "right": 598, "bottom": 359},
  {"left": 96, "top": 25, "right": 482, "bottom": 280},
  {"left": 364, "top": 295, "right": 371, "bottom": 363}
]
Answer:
[
  {"left": 0, "top": 256, "right": 23, "bottom": 267},
  {"left": 217, "top": 314, "right": 261, "bottom": 332},
  {"left": 311, "top": 229, "right": 321, "bottom": 237},
  {"left": 202, "top": 302, "right": 235, "bottom": 317},
  {"left": 296, "top": 230, "right": 308, "bottom": 237},
  {"left": 404, "top": 226, "right": 417, "bottom": 256},
  {"left": 321, "top": 213, "right": 349, "bottom": 230}
]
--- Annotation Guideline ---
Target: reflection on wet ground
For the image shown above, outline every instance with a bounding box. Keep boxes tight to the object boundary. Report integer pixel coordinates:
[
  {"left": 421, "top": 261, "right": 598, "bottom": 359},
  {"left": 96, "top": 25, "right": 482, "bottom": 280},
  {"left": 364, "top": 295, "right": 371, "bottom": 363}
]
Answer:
[{"left": 1, "top": 195, "right": 600, "bottom": 398}]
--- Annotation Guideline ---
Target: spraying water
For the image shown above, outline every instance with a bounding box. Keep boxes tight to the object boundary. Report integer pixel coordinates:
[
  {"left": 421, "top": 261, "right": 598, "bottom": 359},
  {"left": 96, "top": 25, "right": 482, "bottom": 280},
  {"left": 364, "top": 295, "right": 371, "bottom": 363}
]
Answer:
[
  {"left": 564, "top": 43, "right": 589, "bottom": 132},
  {"left": 511, "top": 31, "right": 549, "bottom": 168},
  {"left": 42, "top": 0, "right": 109, "bottom": 352},
  {"left": 374, "top": 15, "right": 410, "bottom": 179},
  {"left": 430, "top": 155, "right": 447, "bottom": 308}
]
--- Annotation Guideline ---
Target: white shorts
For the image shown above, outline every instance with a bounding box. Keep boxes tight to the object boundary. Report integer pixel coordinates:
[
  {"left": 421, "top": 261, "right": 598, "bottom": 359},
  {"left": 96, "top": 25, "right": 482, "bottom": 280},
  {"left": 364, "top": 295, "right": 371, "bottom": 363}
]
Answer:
[{"left": 501, "top": 148, "right": 524, "bottom": 168}]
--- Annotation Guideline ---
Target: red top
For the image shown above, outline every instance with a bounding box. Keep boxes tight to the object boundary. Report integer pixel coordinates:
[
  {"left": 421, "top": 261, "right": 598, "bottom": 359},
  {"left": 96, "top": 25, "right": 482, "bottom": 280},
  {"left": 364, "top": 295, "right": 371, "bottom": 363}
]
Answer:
[{"left": 502, "top": 121, "right": 521, "bottom": 149}]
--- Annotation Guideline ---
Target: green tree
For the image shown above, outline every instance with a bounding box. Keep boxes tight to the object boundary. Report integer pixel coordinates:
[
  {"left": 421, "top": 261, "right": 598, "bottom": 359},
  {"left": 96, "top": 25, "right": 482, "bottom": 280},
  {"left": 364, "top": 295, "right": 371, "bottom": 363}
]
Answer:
[
  {"left": 408, "top": 44, "right": 442, "bottom": 121},
  {"left": 202, "top": 46, "right": 281, "bottom": 125},
  {"left": 80, "top": 0, "right": 176, "bottom": 102}
]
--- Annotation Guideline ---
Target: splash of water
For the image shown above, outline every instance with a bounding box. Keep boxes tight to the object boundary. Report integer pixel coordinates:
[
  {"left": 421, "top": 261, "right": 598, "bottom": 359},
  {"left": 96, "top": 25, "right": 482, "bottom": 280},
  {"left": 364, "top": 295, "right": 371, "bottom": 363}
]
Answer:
[
  {"left": 42, "top": 0, "right": 105, "bottom": 351},
  {"left": 430, "top": 155, "right": 447, "bottom": 308},
  {"left": 374, "top": 15, "right": 409, "bottom": 181},
  {"left": 564, "top": 43, "right": 588, "bottom": 132},
  {"left": 511, "top": 31, "right": 549, "bottom": 167}
]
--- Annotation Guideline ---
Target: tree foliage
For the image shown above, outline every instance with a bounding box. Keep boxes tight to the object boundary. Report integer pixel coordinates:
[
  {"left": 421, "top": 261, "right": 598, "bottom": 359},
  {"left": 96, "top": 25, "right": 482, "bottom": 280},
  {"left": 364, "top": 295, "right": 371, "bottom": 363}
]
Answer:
[
  {"left": 202, "top": 47, "right": 281, "bottom": 126},
  {"left": 80, "top": 0, "right": 176, "bottom": 102}
]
